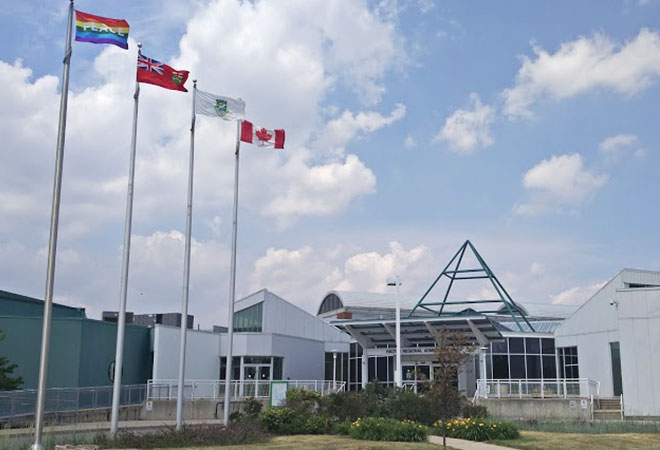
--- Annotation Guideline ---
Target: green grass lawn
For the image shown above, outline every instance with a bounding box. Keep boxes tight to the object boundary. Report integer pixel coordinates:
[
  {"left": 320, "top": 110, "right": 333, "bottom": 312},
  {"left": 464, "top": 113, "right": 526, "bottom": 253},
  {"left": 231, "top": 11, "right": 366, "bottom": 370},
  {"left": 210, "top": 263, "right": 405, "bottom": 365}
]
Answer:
[
  {"left": 156, "top": 435, "right": 450, "bottom": 450},
  {"left": 492, "top": 430, "right": 660, "bottom": 450}
]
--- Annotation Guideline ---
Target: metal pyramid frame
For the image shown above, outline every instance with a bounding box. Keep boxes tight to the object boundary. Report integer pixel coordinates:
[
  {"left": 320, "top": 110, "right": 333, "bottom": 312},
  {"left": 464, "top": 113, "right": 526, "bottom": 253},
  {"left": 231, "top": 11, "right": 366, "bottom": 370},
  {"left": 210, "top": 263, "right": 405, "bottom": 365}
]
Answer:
[{"left": 407, "top": 240, "right": 535, "bottom": 332}]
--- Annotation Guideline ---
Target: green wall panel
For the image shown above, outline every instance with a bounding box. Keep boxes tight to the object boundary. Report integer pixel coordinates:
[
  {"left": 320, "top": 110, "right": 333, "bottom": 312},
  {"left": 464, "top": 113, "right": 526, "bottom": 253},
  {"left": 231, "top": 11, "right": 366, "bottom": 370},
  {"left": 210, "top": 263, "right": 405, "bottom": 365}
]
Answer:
[
  {"left": 0, "top": 316, "right": 151, "bottom": 389},
  {"left": 0, "top": 317, "right": 82, "bottom": 389},
  {"left": 0, "top": 291, "right": 85, "bottom": 319},
  {"left": 78, "top": 320, "right": 151, "bottom": 387}
]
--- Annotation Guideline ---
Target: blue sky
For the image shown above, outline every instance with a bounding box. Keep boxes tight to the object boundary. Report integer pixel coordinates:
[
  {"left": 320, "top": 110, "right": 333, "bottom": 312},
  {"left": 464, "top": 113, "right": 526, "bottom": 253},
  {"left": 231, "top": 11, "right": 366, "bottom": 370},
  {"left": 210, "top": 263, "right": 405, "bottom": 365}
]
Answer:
[{"left": 1, "top": 0, "right": 659, "bottom": 326}]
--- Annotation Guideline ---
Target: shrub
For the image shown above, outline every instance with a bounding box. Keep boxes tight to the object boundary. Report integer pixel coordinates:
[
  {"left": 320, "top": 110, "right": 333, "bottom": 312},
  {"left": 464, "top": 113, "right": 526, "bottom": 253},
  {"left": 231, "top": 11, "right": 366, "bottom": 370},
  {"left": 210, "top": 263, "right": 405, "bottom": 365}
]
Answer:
[
  {"left": 433, "top": 417, "right": 519, "bottom": 441},
  {"left": 244, "top": 397, "right": 263, "bottom": 416},
  {"left": 462, "top": 403, "right": 489, "bottom": 418},
  {"left": 349, "top": 417, "right": 428, "bottom": 442},
  {"left": 259, "top": 407, "right": 326, "bottom": 435},
  {"left": 285, "top": 387, "right": 321, "bottom": 413},
  {"left": 380, "top": 389, "right": 435, "bottom": 425},
  {"left": 94, "top": 422, "right": 267, "bottom": 448},
  {"left": 319, "top": 391, "right": 367, "bottom": 421},
  {"left": 332, "top": 419, "right": 352, "bottom": 435}
]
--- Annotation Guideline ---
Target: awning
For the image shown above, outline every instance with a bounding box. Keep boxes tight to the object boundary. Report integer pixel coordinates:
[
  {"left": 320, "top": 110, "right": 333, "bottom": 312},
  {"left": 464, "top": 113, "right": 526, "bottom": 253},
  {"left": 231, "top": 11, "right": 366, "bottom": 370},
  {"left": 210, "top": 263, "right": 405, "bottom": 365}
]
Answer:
[{"left": 333, "top": 314, "right": 503, "bottom": 349}]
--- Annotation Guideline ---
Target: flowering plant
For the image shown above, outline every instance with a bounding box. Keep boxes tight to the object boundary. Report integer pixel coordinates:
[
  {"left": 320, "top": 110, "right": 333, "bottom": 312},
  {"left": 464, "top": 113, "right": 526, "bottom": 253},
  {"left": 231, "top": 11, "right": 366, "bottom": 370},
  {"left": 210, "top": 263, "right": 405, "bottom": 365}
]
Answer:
[{"left": 432, "top": 417, "right": 519, "bottom": 441}]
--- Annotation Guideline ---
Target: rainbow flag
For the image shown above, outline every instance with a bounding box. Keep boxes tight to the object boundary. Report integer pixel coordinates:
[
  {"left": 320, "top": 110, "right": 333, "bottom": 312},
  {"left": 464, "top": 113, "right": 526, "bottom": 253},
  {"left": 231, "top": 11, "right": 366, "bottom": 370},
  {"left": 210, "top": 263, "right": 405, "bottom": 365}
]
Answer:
[{"left": 75, "top": 10, "right": 129, "bottom": 49}]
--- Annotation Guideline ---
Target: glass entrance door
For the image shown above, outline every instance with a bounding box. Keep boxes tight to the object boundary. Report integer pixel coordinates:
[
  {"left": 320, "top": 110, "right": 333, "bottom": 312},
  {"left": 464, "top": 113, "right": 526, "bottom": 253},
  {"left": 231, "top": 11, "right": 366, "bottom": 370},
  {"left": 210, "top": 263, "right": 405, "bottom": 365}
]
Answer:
[
  {"left": 243, "top": 366, "right": 257, "bottom": 396},
  {"left": 242, "top": 364, "right": 271, "bottom": 397},
  {"left": 258, "top": 366, "right": 271, "bottom": 396}
]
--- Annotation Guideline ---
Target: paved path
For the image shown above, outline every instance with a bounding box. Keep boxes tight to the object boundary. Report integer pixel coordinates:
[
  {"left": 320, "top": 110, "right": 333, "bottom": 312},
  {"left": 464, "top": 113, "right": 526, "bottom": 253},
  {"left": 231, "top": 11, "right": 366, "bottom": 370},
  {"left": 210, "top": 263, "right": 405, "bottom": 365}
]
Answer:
[{"left": 429, "top": 434, "right": 515, "bottom": 449}]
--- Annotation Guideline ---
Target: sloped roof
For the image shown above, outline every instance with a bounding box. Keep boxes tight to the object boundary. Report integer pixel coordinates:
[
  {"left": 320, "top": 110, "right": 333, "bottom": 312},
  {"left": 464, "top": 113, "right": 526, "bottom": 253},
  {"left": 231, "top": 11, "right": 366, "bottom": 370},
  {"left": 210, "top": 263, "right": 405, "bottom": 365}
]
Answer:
[
  {"left": 328, "top": 290, "right": 422, "bottom": 311},
  {"left": 323, "top": 290, "right": 571, "bottom": 320},
  {"left": 497, "top": 302, "right": 578, "bottom": 319},
  {"left": 496, "top": 320, "right": 563, "bottom": 334}
]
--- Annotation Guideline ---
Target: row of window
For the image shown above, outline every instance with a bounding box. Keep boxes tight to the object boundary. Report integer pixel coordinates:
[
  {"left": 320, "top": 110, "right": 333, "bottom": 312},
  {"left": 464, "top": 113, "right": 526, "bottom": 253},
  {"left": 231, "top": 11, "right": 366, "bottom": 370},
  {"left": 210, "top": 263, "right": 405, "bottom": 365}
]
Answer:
[
  {"left": 219, "top": 355, "right": 283, "bottom": 381},
  {"left": 233, "top": 302, "right": 263, "bottom": 332},
  {"left": 490, "top": 337, "right": 555, "bottom": 355}
]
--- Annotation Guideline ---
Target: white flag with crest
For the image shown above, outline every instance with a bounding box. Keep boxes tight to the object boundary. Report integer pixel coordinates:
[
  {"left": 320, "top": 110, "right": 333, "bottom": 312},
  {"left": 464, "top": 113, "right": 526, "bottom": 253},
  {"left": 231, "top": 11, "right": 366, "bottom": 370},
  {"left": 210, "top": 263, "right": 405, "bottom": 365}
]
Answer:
[{"left": 195, "top": 89, "right": 245, "bottom": 120}]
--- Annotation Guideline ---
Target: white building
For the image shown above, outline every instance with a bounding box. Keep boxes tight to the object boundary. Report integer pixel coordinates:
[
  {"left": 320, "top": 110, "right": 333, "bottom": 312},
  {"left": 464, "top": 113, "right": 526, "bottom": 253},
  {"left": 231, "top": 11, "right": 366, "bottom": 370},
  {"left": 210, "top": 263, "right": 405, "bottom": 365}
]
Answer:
[
  {"left": 554, "top": 269, "right": 660, "bottom": 417},
  {"left": 151, "top": 289, "right": 350, "bottom": 387},
  {"left": 147, "top": 266, "right": 660, "bottom": 419}
]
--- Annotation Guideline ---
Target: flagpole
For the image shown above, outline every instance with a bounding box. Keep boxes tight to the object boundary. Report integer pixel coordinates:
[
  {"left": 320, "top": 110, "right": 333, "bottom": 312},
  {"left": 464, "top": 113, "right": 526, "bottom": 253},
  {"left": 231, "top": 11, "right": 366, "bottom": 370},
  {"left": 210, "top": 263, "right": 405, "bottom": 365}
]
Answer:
[
  {"left": 176, "top": 80, "right": 197, "bottom": 431},
  {"left": 223, "top": 120, "right": 241, "bottom": 425},
  {"left": 32, "top": 2, "right": 74, "bottom": 449},
  {"left": 110, "top": 42, "right": 142, "bottom": 438}
]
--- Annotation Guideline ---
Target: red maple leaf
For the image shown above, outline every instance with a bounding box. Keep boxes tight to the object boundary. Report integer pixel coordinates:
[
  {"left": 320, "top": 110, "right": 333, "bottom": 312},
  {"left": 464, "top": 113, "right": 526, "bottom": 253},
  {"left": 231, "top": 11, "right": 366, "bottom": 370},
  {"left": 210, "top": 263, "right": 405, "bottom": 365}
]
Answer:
[{"left": 255, "top": 128, "right": 272, "bottom": 142}]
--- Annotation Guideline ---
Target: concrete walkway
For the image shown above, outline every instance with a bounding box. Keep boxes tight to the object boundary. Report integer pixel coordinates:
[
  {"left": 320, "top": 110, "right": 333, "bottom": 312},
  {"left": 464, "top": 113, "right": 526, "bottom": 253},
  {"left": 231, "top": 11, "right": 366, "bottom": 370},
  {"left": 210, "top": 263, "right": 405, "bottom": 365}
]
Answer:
[{"left": 429, "top": 435, "right": 515, "bottom": 449}]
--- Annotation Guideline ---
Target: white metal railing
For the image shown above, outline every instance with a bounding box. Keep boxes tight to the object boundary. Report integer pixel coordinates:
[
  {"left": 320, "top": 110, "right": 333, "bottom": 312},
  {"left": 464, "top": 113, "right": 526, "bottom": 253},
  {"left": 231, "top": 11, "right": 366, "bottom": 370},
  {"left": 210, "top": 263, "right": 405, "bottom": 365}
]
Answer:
[
  {"left": 0, "top": 384, "right": 146, "bottom": 420},
  {"left": 146, "top": 379, "right": 346, "bottom": 400},
  {"left": 474, "top": 378, "right": 600, "bottom": 400}
]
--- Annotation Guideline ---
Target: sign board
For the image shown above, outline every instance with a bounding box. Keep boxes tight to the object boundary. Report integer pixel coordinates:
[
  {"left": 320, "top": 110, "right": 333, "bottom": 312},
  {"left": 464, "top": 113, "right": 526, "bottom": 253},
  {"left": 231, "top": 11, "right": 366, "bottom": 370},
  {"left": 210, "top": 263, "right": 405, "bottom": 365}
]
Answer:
[
  {"left": 370, "top": 347, "right": 436, "bottom": 356},
  {"left": 569, "top": 400, "right": 576, "bottom": 408},
  {"left": 270, "top": 381, "right": 288, "bottom": 407},
  {"left": 581, "top": 399, "right": 588, "bottom": 409},
  {"left": 145, "top": 400, "right": 153, "bottom": 411}
]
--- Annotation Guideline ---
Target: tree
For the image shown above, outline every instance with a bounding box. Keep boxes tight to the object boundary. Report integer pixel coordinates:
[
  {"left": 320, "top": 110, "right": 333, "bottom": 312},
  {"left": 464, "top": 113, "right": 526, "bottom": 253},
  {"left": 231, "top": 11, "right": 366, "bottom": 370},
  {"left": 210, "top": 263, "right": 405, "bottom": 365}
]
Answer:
[
  {"left": 429, "top": 329, "right": 475, "bottom": 449},
  {"left": 0, "top": 330, "right": 23, "bottom": 391}
]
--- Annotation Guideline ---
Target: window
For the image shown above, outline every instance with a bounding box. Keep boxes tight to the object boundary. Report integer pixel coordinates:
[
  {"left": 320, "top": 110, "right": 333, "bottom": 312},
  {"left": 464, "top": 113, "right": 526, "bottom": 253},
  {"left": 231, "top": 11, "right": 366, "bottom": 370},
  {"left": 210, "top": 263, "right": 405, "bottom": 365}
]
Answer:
[
  {"left": 243, "top": 356, "right": 270, "bottom": 364},
  {"left": 525, "top": 338, "right": 540, "bottom": 354},
  {"left": 377, "top": 357, "right": 388, "bottom": 382},
  {"left": 492, "top": 355, "right": 509, "bottom": 379},
  {"left": 610, "top": 342, "right": 622, "bottom": 396},
  {"left": 233, "top": 302, "right": 263, "bottom": 332},
  {"left": 220, "top": 356, "right": 241, "bottom": 380},
  {"left": 558, "top": 346, "right": 579, "bottom": 379},
  {"left": 526, "top": 355, "right": 541, "bottom": 379},
  {"left": 273, "top": 357, "right": 283, "bottom": 380},
  {"left": 509, "top": 355, "right": 525, "bottom": 379},
  {"left": 318, "top": 293, "right": 343, "bottom": 314},
  {"left": 509, "top": 338, "right": 524, "bottom": 354},
  {"left": 491, "top": 340, "right": 507, "bottom": 354},
  {"left": 541, "top": 338, "right": 555, "bottom": 355},
  {"left": 542, "top": 355, "right": 556, "bottom": 379}
]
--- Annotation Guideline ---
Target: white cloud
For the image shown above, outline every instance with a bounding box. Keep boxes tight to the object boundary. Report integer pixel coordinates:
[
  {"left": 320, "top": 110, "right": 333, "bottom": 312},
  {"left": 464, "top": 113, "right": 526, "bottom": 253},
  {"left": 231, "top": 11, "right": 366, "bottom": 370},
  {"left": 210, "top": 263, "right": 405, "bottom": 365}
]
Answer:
[
  {"left": 434, "top": 93, "right": 495, "bottom": 154},
  {"left": 600, "top": 134, "right": 638, "bottom": 152},
  {"left": 341, "top": 241, "right": 433, "bottom": 293},
  {"left": 262, "top": 153, "right": 376, "bottom": 223},
  {"left": 0, "top": 0, "right": 407, "bottom": 327},
  {"left": 1, "top": 0, "right": 406, "bottom": 240},
  {"left": 599, "top": 133, "right": 645, "bottom": 160},
  {"left": 249, "top": 246, "right": 345, "bottom": 312},
  {"left": 316, "top": 104, "right": 406, "bottom": 157},
  {"left": 530, "top": 263, "right": 545, "bottom": 276},
  {"left": 249, "top": 241, "right": 434, "bottom": 312},
  {"left": 550, "top": 281, "right": 607, "bottom": 305},
  {"left": 515, "top": 154, "right": 608, "bottom": 215},
  {"left": 502, "top": 29, "right": 660, "bottom": 117},
  {"left": 403, "top": 135, "right": 416, "bottom": 150}
]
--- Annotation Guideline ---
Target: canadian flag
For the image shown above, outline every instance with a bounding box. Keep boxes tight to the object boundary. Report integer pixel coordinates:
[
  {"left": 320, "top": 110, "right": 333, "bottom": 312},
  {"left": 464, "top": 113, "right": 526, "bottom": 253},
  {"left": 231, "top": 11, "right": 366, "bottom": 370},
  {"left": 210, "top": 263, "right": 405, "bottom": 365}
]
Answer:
[{"left": 240, "top": 120, "right": 285, "bottom": 149}]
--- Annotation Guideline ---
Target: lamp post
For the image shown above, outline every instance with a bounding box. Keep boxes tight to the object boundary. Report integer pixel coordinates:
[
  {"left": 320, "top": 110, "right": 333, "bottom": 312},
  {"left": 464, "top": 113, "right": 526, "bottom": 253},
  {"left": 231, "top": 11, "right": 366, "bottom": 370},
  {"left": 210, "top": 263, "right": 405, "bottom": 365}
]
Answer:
[
  {"left": 386, "top": 276, "right": 402, "bottom": 388},
  {"left": 332, "top": 351, "right": 337, "bottom": 391}
]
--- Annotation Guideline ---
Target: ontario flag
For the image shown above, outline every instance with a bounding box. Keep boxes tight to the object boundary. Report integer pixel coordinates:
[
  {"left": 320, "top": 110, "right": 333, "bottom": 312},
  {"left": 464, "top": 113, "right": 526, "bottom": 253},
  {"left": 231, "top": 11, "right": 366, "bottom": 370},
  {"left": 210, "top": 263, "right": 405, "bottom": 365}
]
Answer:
[
  {"left": 240, "top": 120, "right": 285, "bottom": 149},
  {"left": 137, "top": 51, "right": 189, "bottom": 92}
]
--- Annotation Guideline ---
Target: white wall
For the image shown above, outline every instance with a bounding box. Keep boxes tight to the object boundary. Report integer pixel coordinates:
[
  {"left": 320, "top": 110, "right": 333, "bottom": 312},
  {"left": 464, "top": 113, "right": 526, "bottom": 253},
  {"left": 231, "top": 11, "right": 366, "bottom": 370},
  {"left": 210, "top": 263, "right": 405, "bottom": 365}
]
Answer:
[
  {"left": 554, "top": 270, "right": 660, "bottom": 397},
  {"left": 272, "top": 334, "right": 325, "bottom": 380},
  {"left": 261, "top": 290, "right": 351, "bottom": 345},
  {"left": 555, "top": 272, "right": 660, "bottom": 415},
  {"left": 617, "top": 287, "right": 660, "bottom": 416},
  {"left": 218, "top": 333, "right": 327, "bottom": 380},
  {"left": 152, "top": 325, "right": 221, "bottom": 380}
]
